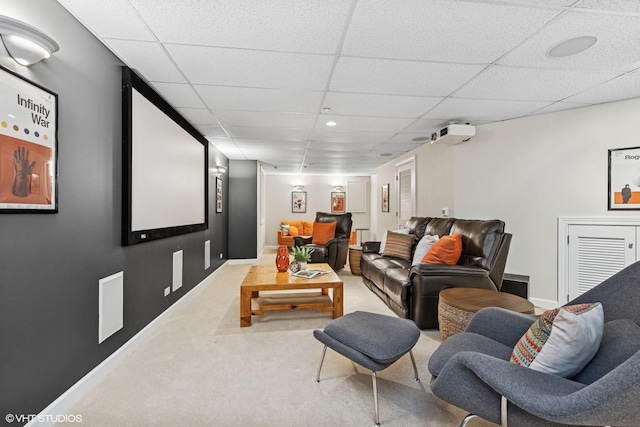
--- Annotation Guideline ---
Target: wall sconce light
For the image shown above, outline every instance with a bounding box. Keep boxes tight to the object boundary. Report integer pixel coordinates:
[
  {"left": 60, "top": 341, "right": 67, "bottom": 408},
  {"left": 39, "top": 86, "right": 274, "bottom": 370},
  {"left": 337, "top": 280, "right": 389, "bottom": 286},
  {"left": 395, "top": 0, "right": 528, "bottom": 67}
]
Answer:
[
  {"left": 210, "top": 165, "right": 227, "bottom": 176},
  {"left": 0, "top": 15, "right": 59, "bottom": 66},
  {"left": 294, "top": 185, "right": 304, "bottom": 191},
  {"left": 333, "top": 186, "right": 343, "bottom": 192}
]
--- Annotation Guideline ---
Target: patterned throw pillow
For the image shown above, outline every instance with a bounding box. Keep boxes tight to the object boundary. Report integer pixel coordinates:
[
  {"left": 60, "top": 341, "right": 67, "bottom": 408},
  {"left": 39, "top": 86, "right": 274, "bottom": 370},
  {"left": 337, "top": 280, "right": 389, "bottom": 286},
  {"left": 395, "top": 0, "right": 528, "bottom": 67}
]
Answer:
[
  {"left": 382, "top": 231, "right": 415, "bottom": 260},
  {"left": 378, "top": 228, "right": 409, "bottom": 254},
  {"left": 510, "top": 302, "right": 604, "bottom": 378},
  {"left": 280, "top": 224, "right": 289, "bottom": 236}
]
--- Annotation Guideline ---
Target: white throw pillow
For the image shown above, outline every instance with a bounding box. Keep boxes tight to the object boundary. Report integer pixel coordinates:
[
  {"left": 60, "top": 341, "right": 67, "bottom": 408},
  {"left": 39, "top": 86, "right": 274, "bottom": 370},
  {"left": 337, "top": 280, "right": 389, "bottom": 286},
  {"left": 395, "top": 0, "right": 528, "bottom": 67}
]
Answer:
[
  {"left": 378, "top": 228, "right": 409, "bottom": 254},
  {"left": 412, "top": 234, "right": 440, "bottom": 265},
  {"left": 511, "top": 302, "right": 604, "bottom": 378}
]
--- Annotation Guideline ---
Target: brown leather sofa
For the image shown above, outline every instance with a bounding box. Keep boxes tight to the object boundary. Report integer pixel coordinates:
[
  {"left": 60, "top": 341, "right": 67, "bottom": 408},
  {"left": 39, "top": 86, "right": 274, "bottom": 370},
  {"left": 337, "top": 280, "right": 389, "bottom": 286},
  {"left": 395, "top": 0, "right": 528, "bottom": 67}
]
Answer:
[
  {"left": 360, "top": 217, "right": 512, "bottom": 329},
  {"left": 294, "top": 212, "right": 353, "bottom": 271}
]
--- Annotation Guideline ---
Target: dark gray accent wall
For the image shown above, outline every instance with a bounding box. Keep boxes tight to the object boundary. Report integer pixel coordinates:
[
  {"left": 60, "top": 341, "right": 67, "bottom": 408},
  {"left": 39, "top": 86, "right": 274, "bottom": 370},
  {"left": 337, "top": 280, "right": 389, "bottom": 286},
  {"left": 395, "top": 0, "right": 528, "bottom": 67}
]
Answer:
[
  {"left": 228, "top": 160, "right": 258, "bottom": 259},
  {"left": 0, "top": 1, "right": 228, "bottom": 418}
]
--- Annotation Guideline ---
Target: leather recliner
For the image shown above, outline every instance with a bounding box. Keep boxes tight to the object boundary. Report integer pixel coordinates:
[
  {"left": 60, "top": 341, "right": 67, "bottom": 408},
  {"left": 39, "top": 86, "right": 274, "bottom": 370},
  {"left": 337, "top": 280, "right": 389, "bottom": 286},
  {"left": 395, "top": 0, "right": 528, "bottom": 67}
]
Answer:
[
  {"left": 294, "top": 212, "right": 353, "bottom": 271},
  {"left": 360, "top": 217, "right": 512, "bottom": 329}
]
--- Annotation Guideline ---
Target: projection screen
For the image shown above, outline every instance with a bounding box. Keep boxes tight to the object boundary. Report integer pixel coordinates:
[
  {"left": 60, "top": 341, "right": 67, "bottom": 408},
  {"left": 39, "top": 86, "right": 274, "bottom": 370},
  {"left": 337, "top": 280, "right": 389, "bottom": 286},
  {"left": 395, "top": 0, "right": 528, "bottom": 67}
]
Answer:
[{"left": 122, "top": 68, "right": 208, "bottom": 245}]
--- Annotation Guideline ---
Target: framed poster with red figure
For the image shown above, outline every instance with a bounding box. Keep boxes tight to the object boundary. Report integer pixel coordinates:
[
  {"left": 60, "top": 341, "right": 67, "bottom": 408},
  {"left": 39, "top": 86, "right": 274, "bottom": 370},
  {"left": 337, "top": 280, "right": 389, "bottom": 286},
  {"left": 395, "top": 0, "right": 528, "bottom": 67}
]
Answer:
[
  {"left": 0, "top": 67, "right": 58, "bottom": 212},
  {"left": 331, "top": 191, "right": 345, "bottom": 213},
  {"left": 609, "top": 146, "right": 640, "bottom": 210}
]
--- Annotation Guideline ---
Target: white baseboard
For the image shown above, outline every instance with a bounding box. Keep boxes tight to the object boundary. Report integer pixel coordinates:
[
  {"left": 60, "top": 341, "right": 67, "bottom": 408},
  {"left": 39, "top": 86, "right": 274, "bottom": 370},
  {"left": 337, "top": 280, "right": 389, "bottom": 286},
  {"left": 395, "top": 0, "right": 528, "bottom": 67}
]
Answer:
[
  {"left": 226, "top": 258, "right": 258, "bottom": 265},
  {"left": 26, "top": 263, "right": 228, "bottom": 427},
  {"left": 529, "top": 297, "right": 558, "bottom": 310}
]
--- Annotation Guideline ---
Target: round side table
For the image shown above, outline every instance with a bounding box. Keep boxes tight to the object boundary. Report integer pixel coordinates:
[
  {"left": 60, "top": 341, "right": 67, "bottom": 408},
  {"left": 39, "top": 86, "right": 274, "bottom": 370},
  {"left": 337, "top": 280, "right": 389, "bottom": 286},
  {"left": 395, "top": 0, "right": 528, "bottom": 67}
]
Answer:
[
  {"left": 438, "top": 288, "right": 535, "bottom": 341},
  {"left": 348, "top": 246, "right": 363, "bottom": 276}
]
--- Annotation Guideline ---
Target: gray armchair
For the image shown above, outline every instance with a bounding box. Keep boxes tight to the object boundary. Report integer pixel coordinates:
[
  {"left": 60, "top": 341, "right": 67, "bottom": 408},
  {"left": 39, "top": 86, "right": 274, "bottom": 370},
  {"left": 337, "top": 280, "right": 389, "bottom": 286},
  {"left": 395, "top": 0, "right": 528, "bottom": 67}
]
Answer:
[{"left": 428, "top": 261, "right": 640, "bottom": 427}]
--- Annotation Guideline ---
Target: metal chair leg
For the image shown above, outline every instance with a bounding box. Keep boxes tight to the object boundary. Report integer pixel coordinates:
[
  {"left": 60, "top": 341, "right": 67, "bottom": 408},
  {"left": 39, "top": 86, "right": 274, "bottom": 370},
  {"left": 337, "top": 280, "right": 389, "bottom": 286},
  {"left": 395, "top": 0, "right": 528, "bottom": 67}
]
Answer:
[
  {"left": 460, "top": 413, "right": 479, "bottom": 427},
  {"left": 409, "top": 350, "right": 420, "bottom": 381},
  {"left": 371, "top": 371, "right": 380, "bottom": 426},
  {"left": 501, "top": 395, "right": 508, "bottom": 427},
  {"left": 315, "top": 345, "right": 327, "bottom": 383}
]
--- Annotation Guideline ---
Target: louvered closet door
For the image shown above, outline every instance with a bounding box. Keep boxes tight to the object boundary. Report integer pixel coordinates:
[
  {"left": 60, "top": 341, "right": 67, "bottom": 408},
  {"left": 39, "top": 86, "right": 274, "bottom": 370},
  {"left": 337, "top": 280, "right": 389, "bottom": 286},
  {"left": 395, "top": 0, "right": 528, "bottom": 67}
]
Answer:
[{"left": 568, "top": 225, "right": 636, "bottom": 300}]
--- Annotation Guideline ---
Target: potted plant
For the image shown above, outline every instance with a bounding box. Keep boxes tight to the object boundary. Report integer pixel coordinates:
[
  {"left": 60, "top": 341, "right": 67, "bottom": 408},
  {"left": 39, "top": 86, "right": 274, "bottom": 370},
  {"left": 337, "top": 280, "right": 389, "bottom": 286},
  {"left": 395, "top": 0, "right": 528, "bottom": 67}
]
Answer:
[{"left": 289, "top": 246, "right": 314, "bottom": 272}]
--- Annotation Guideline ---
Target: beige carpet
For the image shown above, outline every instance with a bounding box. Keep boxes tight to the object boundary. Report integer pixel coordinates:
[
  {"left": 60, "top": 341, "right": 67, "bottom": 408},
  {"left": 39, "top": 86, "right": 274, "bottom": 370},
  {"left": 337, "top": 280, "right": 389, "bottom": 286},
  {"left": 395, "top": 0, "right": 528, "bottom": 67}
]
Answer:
[{"left": 58, "top": 249, "right": 496, "bottom": 427}]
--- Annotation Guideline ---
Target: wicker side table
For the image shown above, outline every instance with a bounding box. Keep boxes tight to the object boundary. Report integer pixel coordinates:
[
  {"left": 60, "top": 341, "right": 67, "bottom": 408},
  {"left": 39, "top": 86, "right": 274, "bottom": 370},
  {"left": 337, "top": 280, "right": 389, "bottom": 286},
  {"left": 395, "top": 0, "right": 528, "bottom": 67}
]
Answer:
[
  {"left": 348, "top": 246, "right": 363, "bottom": 276},
  {"left": 438, "top": 288, "right": 535, "bottom": 341}
]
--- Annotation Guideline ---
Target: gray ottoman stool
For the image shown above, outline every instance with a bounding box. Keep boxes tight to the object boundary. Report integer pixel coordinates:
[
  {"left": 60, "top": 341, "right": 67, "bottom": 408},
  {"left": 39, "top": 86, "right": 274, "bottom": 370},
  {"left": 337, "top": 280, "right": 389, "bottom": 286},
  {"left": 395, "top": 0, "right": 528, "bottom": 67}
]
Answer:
[{"left": 313, "top": 311, "right": 420, "bottom": 426}]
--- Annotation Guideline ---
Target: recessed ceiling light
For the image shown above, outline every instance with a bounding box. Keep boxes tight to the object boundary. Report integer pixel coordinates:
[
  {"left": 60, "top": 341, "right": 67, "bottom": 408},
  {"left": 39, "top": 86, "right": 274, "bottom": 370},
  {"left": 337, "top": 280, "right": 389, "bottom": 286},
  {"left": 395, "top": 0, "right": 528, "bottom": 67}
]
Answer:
[
  {"left": 412, "top": 136, "right": 429, "bottom": 142},
  {"left": 321, "top": 107, "right": 331, "bottom": 114},
  {"left": 548, "top": 36, "right": 597, "bottom": 58},
  {"left": 326, "top": 121, "right": 337, "bottom": 127},
  {"left": 380, "top": 153, "right": 393, "bottom": 157}
]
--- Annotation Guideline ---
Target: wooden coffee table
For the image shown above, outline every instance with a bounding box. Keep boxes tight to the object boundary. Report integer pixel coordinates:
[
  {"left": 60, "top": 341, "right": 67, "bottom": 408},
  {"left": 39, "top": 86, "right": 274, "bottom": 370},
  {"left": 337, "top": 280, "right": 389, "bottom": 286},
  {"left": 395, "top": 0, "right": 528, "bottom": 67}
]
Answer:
[
  {"left": 438, "top": 288, "right": 535, "bottom": 340},
  {"left": 240, "top": 263, "right": 343, "bottom": 327}
]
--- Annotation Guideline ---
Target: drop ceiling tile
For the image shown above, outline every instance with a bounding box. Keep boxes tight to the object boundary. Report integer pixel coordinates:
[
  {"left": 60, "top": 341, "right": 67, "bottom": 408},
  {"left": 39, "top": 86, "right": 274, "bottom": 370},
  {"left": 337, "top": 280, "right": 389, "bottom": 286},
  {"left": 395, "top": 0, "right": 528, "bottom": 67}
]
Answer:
[
  {"left": 58, "top": 0, "right": 155, "bottom": 40},
  {"left": 307, "top": 141, "right": 379, "bottom": 151},
  {"left": 526, "top": 101, "right": 590, "bottom": 116},
  {"left": 456, "top": 65, "right": 620, "bottom": 101},
  {"left": 232, "top": 139, "right": 308, "bottom": 152},
  {"left": 423, "top": 98, "right": 550, "bottom": 122},
  {"left": 386, "top": 133, "right": 433, "bottom": 144},
  {"left": 176, "top": 108, "right": 215, "bottom": 125},
  {"left": 330, "top": 57, "right": 485, "bottom": 96},
  {"left": 208, "top": 141, "right": 244, "bottom": 159},
  {"left": 498, "top": 11, "right": 640, "bottom": 72},
  {"left": 564, "top": 74, "right": 640, "bottom": 104},
  {"left": 374, "top": 141, "right": 424, "bottom": 153},
  {"left": 130, "top": 0, "right": 350, "bottom": 54},
  {"left": 402, "top": 119, "right": 450, "bottom": 134},
  {"left": 214, "top": 111, "right": 316, "bottom": 129},
  {"left": 165, "top": 45, "right": 334, "bottom": 90},
  {"left": 151, "top": 82, "right": 205, "bottom": 109},
  {"left": 199, "top": 126, "right": 228, "bottom": 139},
  {"left": 225, "top": 127, "right": 311, "bottom": 141},
  {"left": 196, "top": 86, "right": 323, "bottom": 113},
  {"left": 104, "top": 39, "right": 186, "bottom": 82},
  {"left": 322, "top": 92, "right": 442, "bottom": 118},
  {"left": 573, "top": 0, "right": 640, "bottom": 13},
  {"left": 315, "top": 115, "right": 415, "bottom": 133},
  {"left": 506, "top": 0, "right": 575, "bottom": 6},
  {"left": 343, "top": 0, "right": 560, "bottom": 62},
  {"left": 310, "top": 129, "right": 395, "bottom": 143}
]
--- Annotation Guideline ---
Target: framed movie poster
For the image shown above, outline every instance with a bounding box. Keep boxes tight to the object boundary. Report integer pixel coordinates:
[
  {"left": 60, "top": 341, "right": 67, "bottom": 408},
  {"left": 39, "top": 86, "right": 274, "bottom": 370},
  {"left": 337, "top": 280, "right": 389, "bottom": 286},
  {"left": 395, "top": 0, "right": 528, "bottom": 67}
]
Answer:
[
  {"left": 216, "top": 176, "right": 223, "bottom": 213},
  {"left": 331, "top": 191, "right": 345, "bottom": 213},
  {"left": 0, "top": 67, "right": 58, "bottom": 212},
  {"left": 609, "top": 146, "right": 640, "bottom": 210},
  {"left": 381, "top": 184, "right": 389, "bottom": 212},
  {"left": 292, "top": 191, "right": 306, "bottom": 213}
]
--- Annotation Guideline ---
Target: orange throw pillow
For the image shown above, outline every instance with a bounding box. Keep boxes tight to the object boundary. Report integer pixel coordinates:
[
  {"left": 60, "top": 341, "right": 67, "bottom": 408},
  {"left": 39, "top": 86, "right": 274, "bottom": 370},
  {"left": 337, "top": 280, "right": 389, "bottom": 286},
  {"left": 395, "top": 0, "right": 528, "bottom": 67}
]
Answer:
[
  {"left": 422, "top": 234, "right": 462, "bottom": 265},
  {"left": 288, "top": 225, "right": 299, "bottom": 236},
  {"left": 312, "top": 222, "right": 337, "bottom": 245}
]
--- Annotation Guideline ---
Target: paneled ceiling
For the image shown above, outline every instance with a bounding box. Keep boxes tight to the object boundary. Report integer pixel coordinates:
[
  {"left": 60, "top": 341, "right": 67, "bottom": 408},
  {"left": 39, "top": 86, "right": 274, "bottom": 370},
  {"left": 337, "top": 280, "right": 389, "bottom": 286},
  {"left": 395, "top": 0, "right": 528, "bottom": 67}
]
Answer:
[{"left": 56, "top": 0, "right": 640, "bottom": 175}]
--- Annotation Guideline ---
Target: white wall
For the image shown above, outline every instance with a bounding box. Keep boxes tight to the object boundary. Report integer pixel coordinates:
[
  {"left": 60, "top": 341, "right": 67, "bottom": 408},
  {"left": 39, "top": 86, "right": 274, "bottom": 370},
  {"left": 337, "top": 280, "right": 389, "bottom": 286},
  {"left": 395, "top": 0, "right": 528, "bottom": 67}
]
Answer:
[
  {"left": 374, "top": 143, "right": 455, "bottom": 239},
  {"left": 374, "top": 97, "right": 640, "bottom": 307},
  {"left": 454, "top": 97, "right": 640, "bottom": 307},
  {"left": 264, "top": 174, "right": 371, "bottom": 246}
]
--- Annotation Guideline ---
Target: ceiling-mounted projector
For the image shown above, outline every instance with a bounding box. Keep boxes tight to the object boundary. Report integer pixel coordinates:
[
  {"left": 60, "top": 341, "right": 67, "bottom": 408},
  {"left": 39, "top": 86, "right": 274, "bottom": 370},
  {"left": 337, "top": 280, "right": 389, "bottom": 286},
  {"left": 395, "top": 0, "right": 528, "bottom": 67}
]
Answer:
[{"left": 430, "top": 124, "right": 476, "bottom": 145}]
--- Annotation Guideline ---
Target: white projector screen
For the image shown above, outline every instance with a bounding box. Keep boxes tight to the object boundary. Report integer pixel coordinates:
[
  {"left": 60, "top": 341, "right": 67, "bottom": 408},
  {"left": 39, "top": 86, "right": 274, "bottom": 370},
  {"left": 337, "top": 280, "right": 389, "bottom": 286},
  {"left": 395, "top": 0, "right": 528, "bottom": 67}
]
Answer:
[{"left": 122, "top": 68, "right": 208, "bottom": 245}]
